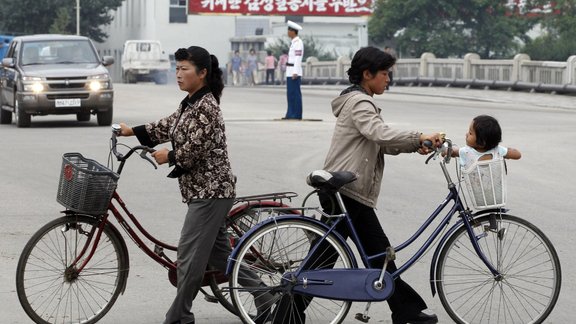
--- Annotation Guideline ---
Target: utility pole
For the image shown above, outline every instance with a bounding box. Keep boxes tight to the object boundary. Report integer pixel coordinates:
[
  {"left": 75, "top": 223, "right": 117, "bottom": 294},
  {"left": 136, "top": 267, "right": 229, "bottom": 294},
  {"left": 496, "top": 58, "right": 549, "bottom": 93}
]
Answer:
[{"left": 76, "top": 0, "right": 80, "bottom": 35}]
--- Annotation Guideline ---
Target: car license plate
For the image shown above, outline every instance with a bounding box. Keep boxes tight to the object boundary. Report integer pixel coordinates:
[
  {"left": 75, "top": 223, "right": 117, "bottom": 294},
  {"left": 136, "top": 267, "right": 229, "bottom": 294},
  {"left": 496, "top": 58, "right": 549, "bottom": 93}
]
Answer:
[
  {"left": 55, "top": 99, "right": 81, "bottom": 107},
  {"left": 138, "top": 69, "right": 150, "bottom": 74}
]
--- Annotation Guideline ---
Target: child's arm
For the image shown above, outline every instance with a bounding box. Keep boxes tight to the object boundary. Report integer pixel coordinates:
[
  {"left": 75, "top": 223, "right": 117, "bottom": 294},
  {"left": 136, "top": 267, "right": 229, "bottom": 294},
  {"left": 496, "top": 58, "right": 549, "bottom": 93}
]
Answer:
[
  {"left": 505, "top": 147, "right": 522, "bottom": 160},
  {"left": 450, "top": 146, "right": 460, "bottom": 157}
]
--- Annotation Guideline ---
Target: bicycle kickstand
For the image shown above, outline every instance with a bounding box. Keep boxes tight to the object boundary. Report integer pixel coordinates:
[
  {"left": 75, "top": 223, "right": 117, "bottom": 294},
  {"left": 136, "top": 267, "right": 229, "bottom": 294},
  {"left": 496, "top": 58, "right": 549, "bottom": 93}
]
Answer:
[
  {"left": 356, "top": 247, "right": 396, "bottom": 323},
  {"left": 355, "top": 302, "right": 371, "bottom": 323}
]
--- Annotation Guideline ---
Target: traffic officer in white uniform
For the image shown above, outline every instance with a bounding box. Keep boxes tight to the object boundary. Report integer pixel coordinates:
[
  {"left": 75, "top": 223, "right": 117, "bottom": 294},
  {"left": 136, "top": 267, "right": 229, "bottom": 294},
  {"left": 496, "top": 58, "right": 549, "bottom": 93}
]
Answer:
[{"left": 284, "top": 20, "right": 304, "bottom": 120}]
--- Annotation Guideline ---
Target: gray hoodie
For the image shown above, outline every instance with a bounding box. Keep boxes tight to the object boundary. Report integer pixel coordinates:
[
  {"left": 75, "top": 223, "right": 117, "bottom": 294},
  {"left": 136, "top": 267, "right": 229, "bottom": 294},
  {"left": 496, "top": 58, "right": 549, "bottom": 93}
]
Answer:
[{"left": 323, "top": 90, "right": 421, "bottom": 208}]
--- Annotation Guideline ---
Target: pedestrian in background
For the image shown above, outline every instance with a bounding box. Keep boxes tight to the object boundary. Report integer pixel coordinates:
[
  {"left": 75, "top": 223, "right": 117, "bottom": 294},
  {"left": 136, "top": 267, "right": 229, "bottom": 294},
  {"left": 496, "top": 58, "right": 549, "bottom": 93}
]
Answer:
[
  {"left": 230, "top": 50, "right": 243, "bottom": 86},
  {"left": 246, "top": 48, "right": 258, "bottom": 86},
  {"left": 283, "top": 20, "right": 304, "bottom": 120},
  {"left": 264, "top": 50, "right": 277, "bottom": 85},
  {"left": 278, "top": 50, "right": 288, "bottom": 85}
]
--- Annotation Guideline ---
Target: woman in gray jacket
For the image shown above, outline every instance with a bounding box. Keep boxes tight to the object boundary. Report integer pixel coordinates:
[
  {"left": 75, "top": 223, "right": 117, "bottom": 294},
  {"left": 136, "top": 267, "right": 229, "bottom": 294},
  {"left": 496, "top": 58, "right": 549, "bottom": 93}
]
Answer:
[{"left": 322, "top": 47, "right": 442, "bottom": 324}]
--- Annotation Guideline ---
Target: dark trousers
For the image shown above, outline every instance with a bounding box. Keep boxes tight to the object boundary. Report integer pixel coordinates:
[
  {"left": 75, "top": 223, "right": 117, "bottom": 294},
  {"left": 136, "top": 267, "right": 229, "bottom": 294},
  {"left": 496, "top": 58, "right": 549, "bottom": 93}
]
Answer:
[
  {"left": 266, "top": 69, "right": 275, "bottom": 84},
  {"left": 273, "top": 193, "right": 427, "bottom": 323},
  {"left": 285, "top": 76, "right": 302, "bottom": 119}
]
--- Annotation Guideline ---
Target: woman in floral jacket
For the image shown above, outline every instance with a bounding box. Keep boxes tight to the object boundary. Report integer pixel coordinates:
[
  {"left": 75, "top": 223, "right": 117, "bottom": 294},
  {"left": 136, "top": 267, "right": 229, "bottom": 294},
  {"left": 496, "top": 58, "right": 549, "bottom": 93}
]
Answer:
[{"left": 118, "top": 46, "right": 271, "bottom": 324}]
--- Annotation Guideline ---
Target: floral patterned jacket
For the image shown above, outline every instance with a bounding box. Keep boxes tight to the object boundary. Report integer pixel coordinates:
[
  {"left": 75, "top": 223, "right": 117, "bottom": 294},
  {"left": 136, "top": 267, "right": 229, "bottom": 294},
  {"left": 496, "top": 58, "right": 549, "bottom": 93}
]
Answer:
[{"left": 133, "top": 87, "right": 235, "bottom": 202}]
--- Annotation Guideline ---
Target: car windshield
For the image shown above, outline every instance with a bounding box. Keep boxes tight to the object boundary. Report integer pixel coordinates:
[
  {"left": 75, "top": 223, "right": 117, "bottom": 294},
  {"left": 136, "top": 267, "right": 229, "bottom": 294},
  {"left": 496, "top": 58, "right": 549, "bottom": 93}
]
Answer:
[{"left": 21, "top": 39, "right": 99, "bottom": 65}]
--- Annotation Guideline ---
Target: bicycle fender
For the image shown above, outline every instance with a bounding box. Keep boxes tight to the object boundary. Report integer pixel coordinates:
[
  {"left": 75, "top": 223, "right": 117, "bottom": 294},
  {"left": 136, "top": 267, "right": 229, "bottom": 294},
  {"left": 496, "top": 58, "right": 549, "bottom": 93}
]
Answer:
[
  {"left": 104, "top": 219, "right": 131, "bottom": 294},
  {"left": 428, "top": 208, "right": 508, "bottom": 296},
  {"left": 72, "top": 213, "right": 131, "bottom": 294},
  {"left": 226, "top": 215, "right": 357, "bottom": 275}
]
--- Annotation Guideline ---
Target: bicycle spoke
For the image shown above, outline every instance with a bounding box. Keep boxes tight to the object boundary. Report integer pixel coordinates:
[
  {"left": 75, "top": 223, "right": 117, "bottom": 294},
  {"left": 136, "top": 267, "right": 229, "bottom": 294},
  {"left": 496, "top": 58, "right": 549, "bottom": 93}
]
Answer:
[
  {"left": 17, "top": 216, "right": 128, "bottom": 324},
  {"left": 437, "top": 214, "right": 561, "bottom": 324}
]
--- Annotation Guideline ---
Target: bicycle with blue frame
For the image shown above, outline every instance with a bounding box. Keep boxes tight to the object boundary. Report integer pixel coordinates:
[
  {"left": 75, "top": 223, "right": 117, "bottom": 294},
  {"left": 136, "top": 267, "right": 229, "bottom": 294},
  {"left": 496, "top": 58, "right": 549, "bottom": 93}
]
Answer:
[{"left": 225, "top": 137, "right": 561, "bottom": 324}]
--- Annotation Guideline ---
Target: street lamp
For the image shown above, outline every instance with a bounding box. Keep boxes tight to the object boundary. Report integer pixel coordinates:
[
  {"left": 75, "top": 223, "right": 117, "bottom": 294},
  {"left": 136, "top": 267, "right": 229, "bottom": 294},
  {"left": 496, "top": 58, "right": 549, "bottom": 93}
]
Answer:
[{"left": 76, "top": 0, "right": 80, "bottom": 35}]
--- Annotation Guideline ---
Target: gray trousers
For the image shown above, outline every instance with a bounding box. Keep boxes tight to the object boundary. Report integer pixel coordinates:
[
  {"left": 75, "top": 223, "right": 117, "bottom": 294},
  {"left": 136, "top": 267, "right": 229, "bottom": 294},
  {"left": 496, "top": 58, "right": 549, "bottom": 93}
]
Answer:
[{"left": 164, "top": 199, "right": 274, "bottom": 324}]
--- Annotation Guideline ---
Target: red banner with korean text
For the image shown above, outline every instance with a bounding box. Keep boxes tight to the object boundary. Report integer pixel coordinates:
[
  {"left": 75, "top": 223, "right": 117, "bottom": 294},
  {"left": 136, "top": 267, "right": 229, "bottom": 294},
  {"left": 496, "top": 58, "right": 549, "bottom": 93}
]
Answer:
[{"left": 189, "top": 0, "right": 374, "bottom": 16}]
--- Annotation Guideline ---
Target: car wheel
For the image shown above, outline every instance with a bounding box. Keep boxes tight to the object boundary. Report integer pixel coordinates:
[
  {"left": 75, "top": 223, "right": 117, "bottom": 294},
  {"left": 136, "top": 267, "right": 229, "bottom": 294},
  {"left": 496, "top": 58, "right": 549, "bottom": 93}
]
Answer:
[
  {"left": 15, "top": 98, "right": 31, "bottom": 128},
  {"left": 124, "top": 72, "right": 136, "bottom": 84},
  {"left": 0, "top": 95, "right": 12, "bottom": 124},
  {"left": 76, "top": 113, "right": 91, "bottom": 122},
  {"left": 155, "top": 72, "right": 168, "bottom": 85},
  {"left": 97, "top": 107, "right": 113, "bottom": 126}
]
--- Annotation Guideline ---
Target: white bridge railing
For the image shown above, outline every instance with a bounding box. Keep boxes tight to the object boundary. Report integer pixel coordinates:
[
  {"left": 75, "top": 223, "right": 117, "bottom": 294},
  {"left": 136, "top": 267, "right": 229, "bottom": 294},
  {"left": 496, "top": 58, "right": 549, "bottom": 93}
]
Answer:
[{"left": 301, "top": 52, "right": 576, "bottom": 94}]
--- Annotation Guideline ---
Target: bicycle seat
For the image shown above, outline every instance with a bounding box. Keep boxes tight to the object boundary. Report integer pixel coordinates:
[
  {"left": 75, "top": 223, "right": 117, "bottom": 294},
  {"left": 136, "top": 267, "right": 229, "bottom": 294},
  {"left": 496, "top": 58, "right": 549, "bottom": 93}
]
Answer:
[{"left": 306, "top": 170, "right": 357, "bottom": 192}]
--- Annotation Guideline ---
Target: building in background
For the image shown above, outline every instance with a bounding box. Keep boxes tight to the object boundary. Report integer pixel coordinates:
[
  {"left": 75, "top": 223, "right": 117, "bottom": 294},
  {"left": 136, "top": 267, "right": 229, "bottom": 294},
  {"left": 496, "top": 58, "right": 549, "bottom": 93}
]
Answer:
[{"left": 96, "top": 0, "right": 370, "bottom": 82}]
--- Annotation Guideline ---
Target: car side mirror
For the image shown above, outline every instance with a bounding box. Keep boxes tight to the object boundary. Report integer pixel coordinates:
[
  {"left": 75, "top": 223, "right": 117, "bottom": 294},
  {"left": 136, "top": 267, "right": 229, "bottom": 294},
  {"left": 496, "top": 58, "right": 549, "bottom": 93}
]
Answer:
[
  {"left": 102, "top": 56, "right": 115, "bottom": 66},
  {"left": 2, "top": 57, "right": 15, "bottom": 68}
]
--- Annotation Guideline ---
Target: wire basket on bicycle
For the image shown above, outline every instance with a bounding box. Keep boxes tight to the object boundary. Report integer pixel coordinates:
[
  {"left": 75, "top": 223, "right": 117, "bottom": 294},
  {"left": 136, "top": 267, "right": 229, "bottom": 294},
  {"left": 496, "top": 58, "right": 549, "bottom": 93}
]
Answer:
[
  {"left": 461, "top": 157, "right": 506, "bottom": 210},
  {"left": 56, "top": 152, "right": 119, "bottom": 215}
]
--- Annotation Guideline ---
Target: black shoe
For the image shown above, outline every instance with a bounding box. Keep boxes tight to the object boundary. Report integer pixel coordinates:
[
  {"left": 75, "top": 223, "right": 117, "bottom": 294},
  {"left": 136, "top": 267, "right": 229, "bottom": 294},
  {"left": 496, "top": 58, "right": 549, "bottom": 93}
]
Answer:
[{"left": 392, "top": 310, "right": 438, "bottom": 324}]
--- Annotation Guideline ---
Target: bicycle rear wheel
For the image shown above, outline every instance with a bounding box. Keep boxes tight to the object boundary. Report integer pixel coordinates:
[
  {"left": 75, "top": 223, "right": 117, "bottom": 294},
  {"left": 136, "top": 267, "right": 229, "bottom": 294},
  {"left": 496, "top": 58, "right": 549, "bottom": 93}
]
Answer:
[
  {"left": 209, "top": 205, "right": 301, "bottom": 316},
  {"left": 436, "top": 214, "right": 561, "bottom": 324},
  {"left": 16, "top": 215, "right": 129, "bottom": 324},
  {"left": 229, "top": 218, "right": 354, "bottom": 324}
]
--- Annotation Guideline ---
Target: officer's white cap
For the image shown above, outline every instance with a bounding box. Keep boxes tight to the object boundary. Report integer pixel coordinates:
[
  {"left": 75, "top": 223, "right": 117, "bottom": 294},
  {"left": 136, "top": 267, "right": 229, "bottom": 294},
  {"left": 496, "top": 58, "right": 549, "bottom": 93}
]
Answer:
[{"left": 287, "top": 20, "right": 303, "bottom": 31}]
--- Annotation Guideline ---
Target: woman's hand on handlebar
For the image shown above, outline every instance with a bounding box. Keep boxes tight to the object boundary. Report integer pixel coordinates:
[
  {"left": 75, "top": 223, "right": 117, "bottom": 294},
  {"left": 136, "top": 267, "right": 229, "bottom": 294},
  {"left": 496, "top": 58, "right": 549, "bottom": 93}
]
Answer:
[
  {"left": 151, "top": 148, "right": 170, "bottom": 165},
  {"left": 118, "top": 123, "right": 134, "bottom": 137},
  {"left": 418, "top": 133, "right": 444, "bottom": 155}
]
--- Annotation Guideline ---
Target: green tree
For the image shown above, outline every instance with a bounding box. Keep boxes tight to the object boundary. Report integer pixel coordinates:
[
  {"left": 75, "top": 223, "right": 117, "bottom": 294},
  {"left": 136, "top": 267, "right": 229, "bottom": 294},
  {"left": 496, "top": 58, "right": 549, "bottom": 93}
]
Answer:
[
  {"left": 0, "top": 0, "right": 123, "bottom": 42},
  {"left": 266, "top": 35, "right": 338, "bottom": 61},
  {"left": 369, "top": 0, "right": 537, "bottom": 58},
  {"left": 522, "top": 0, "right": 576, "bottom": 61},
  {"left": 49, "top": 8, "right": 72, "bottom": 35}
]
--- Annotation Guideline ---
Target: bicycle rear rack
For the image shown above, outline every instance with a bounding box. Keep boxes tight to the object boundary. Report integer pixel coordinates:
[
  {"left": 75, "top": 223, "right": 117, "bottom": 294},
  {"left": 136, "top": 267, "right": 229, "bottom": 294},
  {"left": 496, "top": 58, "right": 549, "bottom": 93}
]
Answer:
[{"left": 234, "top": 191, "right": 298, "bottom": 204}]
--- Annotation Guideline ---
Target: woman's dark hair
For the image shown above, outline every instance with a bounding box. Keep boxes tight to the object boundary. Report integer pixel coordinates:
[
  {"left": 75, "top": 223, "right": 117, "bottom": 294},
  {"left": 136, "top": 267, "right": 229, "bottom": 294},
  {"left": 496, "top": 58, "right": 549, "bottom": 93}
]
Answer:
[
  {"left": 472, "top": 115, "right": 502, "bottom": 150},
  {"left": 347, "top": 46, "right": 396, "bottom": 85},
  {"left": 174, "top": 46, "right": 224, "bottom": 103}
]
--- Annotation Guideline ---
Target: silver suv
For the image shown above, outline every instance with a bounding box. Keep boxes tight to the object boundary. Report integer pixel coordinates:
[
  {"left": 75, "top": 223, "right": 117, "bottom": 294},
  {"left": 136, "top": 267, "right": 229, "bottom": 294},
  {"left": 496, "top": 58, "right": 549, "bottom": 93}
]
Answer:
[{"left": 0, "top": 34, "right": 114, "bottom": 127}]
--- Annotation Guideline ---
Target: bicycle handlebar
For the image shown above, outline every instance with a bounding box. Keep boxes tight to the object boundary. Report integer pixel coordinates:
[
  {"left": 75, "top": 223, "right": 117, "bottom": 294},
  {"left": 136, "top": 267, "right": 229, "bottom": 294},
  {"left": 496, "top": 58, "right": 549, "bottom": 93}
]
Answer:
[
  {"left": 424, "top": 135, "right": 454, "bottom": 165},
  {"left": 110, "top": 124, "right": 157, "bottom": 172}
]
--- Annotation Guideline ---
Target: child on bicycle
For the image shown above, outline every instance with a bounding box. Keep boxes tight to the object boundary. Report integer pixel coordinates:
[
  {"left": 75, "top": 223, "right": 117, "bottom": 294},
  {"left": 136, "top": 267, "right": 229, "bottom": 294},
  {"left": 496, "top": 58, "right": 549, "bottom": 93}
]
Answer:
[{"left": 451, "top": 115, "right": 522, "bottom": 167}]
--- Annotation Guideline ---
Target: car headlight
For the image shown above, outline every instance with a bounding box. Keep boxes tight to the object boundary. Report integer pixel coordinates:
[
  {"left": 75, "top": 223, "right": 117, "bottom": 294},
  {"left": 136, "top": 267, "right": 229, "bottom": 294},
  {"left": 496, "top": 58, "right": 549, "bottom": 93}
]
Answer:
[
  {"left": 23, "top": 82, "right": 44, "bottom": 93},
  {"left": 89, "top": 81, "right": 102, "bottom": 91},
  {"left": 88, "top": 74, "right": 110, "bottom": 90}
]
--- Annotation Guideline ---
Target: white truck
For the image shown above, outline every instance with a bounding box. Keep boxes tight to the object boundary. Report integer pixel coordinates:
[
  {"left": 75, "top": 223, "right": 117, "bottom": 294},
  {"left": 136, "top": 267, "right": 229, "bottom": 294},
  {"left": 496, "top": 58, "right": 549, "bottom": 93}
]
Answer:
[{"left": 121, "top": 40, "right": 170, "bottom": 84}]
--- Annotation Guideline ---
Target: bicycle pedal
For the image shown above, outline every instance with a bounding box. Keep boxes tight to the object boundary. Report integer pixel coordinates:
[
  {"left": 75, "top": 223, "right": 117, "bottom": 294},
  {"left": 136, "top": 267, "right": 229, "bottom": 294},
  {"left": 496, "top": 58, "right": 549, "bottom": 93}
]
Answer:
[
  {"left": 204, "top": 294, "right": 219, "bottom": 303},
  {"left": 354, "top": 313, "right": 370, "bottom": 323}
]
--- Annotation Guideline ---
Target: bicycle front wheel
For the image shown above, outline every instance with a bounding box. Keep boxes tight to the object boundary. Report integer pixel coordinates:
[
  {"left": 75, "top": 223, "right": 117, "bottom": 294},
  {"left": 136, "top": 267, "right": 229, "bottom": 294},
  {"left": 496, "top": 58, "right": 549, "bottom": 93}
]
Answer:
[
  {"left": 436, "top": 214, "right": 561, "bottom": 324},
  {"left": 229, "top": 218, "right": 354, "bottom": 324},
  {"left": 16, "top": 215, "right": 129, "bottom": 324}
]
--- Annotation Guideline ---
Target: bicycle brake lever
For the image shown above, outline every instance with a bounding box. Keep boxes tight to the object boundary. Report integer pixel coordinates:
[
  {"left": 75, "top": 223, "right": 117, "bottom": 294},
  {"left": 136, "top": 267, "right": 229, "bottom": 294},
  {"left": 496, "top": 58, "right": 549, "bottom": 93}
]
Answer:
[{"left": 140, "top": 149, "right": 157, "bottom": 169}]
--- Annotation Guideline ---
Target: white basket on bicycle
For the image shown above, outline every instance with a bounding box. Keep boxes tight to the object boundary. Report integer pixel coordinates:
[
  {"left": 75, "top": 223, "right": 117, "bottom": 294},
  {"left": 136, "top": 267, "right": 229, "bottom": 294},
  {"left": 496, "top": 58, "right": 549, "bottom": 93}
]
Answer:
[
  {"left": 56, "top": 152, "right": 119, "bottom": 215},
  {"left": 461, "top": 157, "right": 506, "bottom": 210}
]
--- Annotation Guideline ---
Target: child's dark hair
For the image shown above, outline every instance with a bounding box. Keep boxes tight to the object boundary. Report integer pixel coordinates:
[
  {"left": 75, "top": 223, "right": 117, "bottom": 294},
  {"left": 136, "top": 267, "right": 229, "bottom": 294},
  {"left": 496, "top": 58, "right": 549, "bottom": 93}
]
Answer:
[
  {"left": 174, "top": 46, "right": 224, "bottom": 103},
  {"left": 347, "top": 46, "right": 396, "bottom": 85},
  {"left": 473, "top": 115, "right": 502, "bottom": 150}
]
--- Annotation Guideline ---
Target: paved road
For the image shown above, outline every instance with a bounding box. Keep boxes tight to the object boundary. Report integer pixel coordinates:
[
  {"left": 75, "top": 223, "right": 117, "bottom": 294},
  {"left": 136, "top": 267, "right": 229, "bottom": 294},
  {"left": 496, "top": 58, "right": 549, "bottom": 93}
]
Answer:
[{"left": 1, "top": 83, "right": 574, "bottom": 323}]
